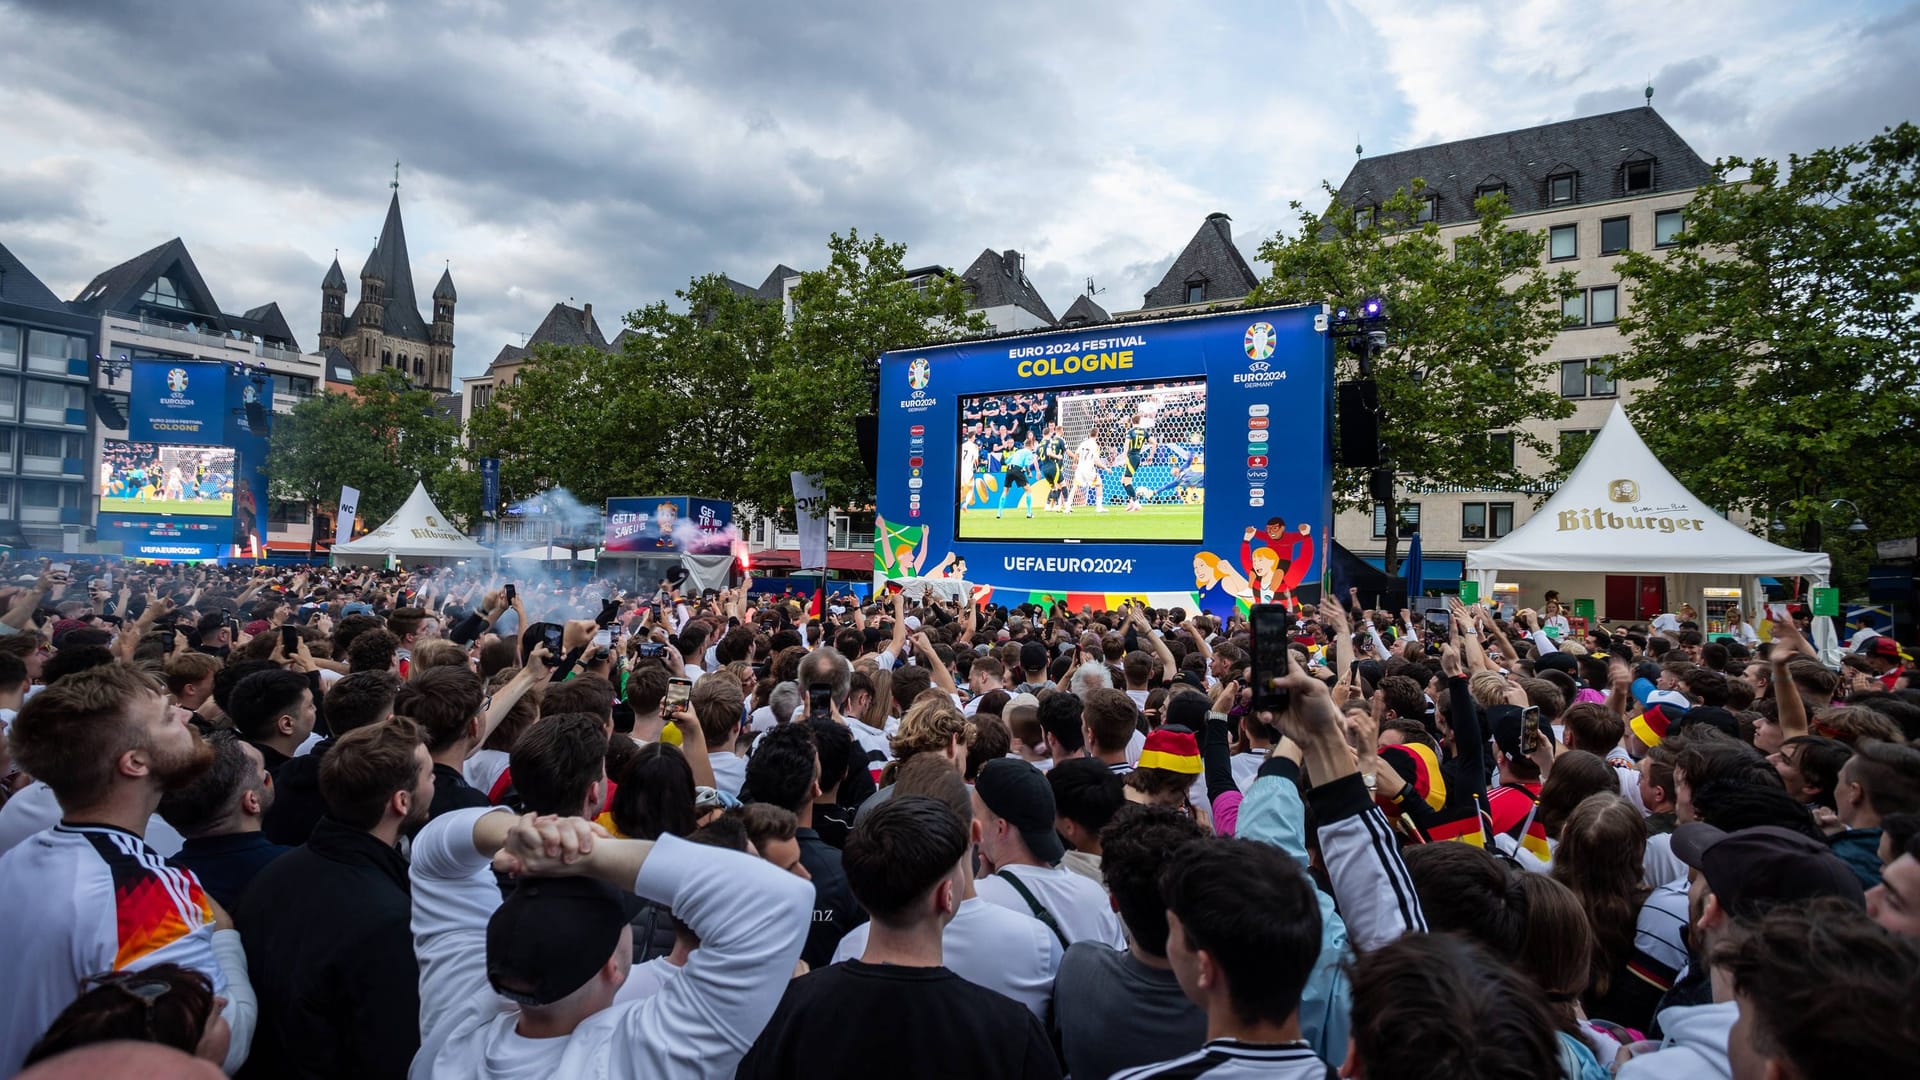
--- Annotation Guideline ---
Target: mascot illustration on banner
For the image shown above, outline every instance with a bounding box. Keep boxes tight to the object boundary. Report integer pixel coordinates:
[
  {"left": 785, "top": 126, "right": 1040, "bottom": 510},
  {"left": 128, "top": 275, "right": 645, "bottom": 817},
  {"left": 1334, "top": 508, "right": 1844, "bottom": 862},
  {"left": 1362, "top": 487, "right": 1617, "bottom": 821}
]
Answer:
[{"left": 1241, "top": 517, "right": 1316, "bottom": 602}]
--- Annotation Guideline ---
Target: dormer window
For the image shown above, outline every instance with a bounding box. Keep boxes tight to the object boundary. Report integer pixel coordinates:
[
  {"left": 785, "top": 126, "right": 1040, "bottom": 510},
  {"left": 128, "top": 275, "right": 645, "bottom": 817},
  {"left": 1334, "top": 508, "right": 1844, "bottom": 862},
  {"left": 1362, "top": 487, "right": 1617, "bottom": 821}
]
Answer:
[
  {"left": 1475, "top": 181, "right": 1507, "bottom": 203},
  {"left": 1186, "top": 280, "right": 1207, "bottom": 304},
  {"left": 1549, "top": 173, "right": 1576, "bottom": 203},
  {"left": 1354, "top": 205, "right": 1375, "bottom": 229},
  {"left": 1624, "top": 160, "right": 1654, "bottom": 193},
  {"left": 1417, "top": 196, "right": 1436, "bottom": 223}
]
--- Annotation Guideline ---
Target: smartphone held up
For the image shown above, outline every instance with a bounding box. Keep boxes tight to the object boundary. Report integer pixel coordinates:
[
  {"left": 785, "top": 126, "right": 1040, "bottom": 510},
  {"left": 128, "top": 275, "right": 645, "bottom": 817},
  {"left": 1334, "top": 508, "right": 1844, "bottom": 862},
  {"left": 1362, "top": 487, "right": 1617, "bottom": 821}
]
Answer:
[{"left": 1249, "top": 603, "right": 1292, "bottom": 714}]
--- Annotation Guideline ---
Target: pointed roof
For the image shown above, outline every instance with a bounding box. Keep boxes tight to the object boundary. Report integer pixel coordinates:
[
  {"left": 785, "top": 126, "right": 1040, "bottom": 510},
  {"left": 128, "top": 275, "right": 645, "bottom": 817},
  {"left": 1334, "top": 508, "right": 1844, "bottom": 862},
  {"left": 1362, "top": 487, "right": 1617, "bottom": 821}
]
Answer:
[
  {"left": 960, "top": 249, "right": 1056, "bottom": 324},
  {"left": 1335, "top": 108, "right": 1713, "bottom": 227},
  {"left": 233, "top": 302, "right": 301, "bottom": 352},
  {"left": 0, "top": 240, "right": 66, "bottom": 310},
  {"left": 70, "top": 237, "right": 229, "bottom": 329},
  {"left": 1059, "top": 293, "right": 1111, "bottom": 328},
  {"left": 1141, "top": 213, "right": 1258, "bottom": 309},
  {"left": 756, "top": 264, "right": 801, "bottom": 298},
  {"left": 332, "top": 481, "right": 490, "bottom": 560},
  {"left": 321, "top": 257, "right": 347, "bottom": 290},
  {"left": 525, "top": 302, "right": 608, "bottom": 350},
  {"left": 322, "top": 346, "right": 357, "bottom": 385},
  {"left": 433, "top": 267, "right": 457, "bottom": 302},
  {"left": 1465, "top": 404, "right": 1830, "bottom": 581},
  {"left": 358, "top": 192, "right": 430, "bottom": 343}
]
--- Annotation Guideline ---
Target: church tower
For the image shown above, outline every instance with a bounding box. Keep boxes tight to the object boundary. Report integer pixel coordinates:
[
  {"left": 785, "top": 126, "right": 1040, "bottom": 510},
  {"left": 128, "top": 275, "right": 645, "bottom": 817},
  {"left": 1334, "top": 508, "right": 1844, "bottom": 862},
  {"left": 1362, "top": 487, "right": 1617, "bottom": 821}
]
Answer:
[
  {"left": 431, "top": 267, "right": 456, "bottom": 390},
  {"left": 318, "top": 255, "right": 347, "bottom": 353}
]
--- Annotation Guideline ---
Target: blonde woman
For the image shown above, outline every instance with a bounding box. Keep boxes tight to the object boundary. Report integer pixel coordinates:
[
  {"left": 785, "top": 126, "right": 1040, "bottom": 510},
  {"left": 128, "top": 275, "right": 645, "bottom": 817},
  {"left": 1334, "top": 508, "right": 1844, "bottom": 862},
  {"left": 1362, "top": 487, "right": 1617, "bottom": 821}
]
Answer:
[
  {"left": 1192, "top": 551, "right": 1253, "bottom": 602},
  {"left": 880, "top": 693, "right": 972, "bottom": 787}
]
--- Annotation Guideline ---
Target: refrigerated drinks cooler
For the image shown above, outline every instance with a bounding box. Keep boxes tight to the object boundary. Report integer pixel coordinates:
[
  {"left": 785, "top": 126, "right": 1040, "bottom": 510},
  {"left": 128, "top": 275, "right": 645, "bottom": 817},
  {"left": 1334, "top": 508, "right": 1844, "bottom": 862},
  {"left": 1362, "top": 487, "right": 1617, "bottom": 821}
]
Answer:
[{"left": 1703, "top": 587, "right": 1744, "bottom": 637}]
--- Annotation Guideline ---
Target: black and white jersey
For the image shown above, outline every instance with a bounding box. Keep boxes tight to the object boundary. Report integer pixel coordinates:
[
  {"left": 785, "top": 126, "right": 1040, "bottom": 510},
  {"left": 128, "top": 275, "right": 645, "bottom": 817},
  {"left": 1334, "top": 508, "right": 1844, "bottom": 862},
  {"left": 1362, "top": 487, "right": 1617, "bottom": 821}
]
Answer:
[{"left": 1112, "top": 1039, "right": 1329, "bottom": 1080}]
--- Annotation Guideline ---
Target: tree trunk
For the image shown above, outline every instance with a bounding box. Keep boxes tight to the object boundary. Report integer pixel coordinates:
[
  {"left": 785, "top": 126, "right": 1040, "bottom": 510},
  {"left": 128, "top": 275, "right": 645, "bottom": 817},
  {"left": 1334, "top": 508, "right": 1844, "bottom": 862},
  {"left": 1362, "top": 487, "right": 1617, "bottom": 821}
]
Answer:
[{"left": 307, "top": 496, "right": 319, "bottom": 564}]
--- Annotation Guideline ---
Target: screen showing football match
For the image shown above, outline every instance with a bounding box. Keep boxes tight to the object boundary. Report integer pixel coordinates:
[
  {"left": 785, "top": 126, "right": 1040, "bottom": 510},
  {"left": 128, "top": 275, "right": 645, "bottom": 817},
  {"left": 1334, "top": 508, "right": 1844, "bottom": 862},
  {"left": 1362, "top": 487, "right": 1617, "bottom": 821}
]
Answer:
[
  {"left": 956, "top": 377, "right": 1206, "bottom": 542},
  {"left": 99, "top": 440, "right": 237, "bottom": 518}
]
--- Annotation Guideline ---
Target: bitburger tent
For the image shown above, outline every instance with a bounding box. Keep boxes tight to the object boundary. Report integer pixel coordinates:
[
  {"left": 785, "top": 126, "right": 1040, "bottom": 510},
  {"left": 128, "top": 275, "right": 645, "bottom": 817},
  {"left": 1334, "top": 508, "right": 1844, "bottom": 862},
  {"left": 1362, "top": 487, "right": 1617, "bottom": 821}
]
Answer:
[
  {"left": 1466, "top": 403, "right": 1829, "bottom": 598},
  {"left": 330, "top": 482, "right": 491, "bottom": 565}
]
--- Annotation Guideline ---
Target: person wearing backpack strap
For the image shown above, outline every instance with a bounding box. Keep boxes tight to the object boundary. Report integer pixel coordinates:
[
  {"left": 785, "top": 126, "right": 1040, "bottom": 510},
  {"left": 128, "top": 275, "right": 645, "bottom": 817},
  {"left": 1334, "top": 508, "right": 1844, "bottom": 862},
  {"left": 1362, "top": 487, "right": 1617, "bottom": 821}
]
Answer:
[{"left": 972, "top": 759, "right": 1126, "bottom": 948}]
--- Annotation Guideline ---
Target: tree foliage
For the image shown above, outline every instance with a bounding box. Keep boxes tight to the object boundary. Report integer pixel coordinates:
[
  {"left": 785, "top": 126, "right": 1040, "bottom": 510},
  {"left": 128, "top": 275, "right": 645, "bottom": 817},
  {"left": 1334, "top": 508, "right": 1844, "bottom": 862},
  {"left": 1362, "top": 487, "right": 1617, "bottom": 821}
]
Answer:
[
  {"left": 1249, "top": 181, "right": 1576, "bottom": 570},
  {"left": 1611, "top": 123, "right": 1920, "bottom": 561},
  {"left": 267, "top": 368, "right": 465, "bottom": 532},
  {"left": 470, "top": 229, "right": 988, "bottom": 525}
]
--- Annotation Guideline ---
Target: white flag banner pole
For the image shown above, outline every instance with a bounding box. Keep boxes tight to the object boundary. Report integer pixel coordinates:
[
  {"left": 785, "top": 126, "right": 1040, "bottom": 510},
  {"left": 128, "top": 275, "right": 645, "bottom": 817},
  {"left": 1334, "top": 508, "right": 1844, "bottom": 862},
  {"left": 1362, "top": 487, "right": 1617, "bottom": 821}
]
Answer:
[
  {"left": 334, "top": 486, "right": 360, "bottom": 548},
  {"left": 791, "top": 472, "right": 829, "bottom": 572}
]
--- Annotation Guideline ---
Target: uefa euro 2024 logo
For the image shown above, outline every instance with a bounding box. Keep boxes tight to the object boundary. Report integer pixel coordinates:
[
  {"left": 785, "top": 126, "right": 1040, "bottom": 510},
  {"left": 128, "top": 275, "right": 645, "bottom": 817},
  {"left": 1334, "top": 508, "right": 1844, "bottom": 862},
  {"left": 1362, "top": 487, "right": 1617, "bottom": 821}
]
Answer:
[
  {"left": 907, "top": 357, "right": 930, "bottom": 390},
  {"left": 166, "top": 368, "right": 189, "bottom": 395},
  {"left": 1243, "top": 322, "right": 1276, "bottom": 362}
]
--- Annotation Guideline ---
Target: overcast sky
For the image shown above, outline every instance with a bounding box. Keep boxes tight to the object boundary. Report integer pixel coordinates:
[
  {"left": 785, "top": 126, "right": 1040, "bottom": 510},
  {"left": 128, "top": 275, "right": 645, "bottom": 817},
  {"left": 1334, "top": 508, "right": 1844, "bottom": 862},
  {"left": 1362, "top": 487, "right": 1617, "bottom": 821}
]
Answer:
[{"left": 2, "top": 0, "right": 1914, "bottom": 380}]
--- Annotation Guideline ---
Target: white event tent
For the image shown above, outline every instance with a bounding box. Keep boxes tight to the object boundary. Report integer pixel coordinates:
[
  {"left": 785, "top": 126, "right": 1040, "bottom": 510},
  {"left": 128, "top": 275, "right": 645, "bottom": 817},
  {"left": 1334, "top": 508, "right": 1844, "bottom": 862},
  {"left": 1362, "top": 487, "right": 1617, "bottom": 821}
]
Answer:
[
  {"left": 1466, "top": 404, "right": 1828, "bottom": 622},
  {"left": 331, "top": 482, "right": 492, "bottom": 566}
]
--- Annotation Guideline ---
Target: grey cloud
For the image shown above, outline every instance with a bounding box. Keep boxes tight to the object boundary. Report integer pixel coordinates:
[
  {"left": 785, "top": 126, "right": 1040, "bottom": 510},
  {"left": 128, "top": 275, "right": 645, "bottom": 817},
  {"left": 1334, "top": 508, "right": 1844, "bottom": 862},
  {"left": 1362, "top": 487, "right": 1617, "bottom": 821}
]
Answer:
[{"left": 0, "top": 157, "right": 95, "bottom": 225}]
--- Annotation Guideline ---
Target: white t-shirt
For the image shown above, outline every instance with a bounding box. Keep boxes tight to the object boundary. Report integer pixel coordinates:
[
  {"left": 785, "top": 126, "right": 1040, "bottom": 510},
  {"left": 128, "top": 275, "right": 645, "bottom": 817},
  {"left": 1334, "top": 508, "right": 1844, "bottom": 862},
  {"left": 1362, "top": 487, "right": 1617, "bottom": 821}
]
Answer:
[
  {"left": 1643, "top": 831, "right": 1687, "bottom": 889},
  {"left": 1125, "top": 688, "right": 1150, "bottom": 710},
  {"left": 463, "top": 749, "right": 511, "bottom": 800},
  {"left": 975, "top": 864, "right": 1126, "bottom": 949},
  {"left": 708, "top": 751, "right": 747, "bottom": 797},
  {"left": 847, "top": 718, "right": 893, "bottom": 761},
  {"left": 0, "top": 782, "right": 184, "bottom": 858},
  {"left": 1125, "top": 727, "right": 1146, "bottom": 766},
  {"left": 612, "top": 955, "right": 685, "bottom": 1005},
  {"left": 831, "top": 896, "right": 1061, "bottom": 1020}
]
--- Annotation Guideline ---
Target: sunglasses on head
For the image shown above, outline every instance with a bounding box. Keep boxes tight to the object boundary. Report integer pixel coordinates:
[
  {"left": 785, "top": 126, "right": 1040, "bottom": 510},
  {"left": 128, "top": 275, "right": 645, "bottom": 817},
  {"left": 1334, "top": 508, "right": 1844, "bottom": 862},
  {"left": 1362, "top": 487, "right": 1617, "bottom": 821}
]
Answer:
[{"left": 80, "top": 971, "right": 174, "bottom": 1040}]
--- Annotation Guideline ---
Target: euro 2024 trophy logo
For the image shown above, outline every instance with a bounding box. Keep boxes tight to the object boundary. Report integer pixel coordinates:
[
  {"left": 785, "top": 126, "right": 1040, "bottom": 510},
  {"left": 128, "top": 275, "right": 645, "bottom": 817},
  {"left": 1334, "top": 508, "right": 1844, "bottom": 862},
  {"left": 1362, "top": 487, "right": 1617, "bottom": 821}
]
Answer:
[
  {"left": 166, "top": 368, "right": 189, "bottom": 395},
  {"left": 907, "top": 357, "right": 931, "bottom": 391},
  {"left": 1243, "top": 322, "right": 1276, "bottom": 362}
]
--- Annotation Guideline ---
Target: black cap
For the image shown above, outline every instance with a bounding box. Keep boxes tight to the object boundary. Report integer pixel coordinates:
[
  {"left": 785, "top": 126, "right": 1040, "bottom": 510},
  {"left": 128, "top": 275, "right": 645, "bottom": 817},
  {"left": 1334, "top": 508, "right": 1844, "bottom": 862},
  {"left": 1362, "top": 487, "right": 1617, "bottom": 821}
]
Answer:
[
  {"left": 1019, "top": 640, "right": 1049, "bottom": 672},
  {"left": 486, "top": 877, "right": 638, "bottom": 1005},
  {"left": 1671, "top": 824, "right": 1865, "bottom": 919},
  {"left": 974, "top": 758, "right": 1066, "bottom": 864},
  {"left": 1491, "top": 704, "right": 1556, "bottom": 763}
]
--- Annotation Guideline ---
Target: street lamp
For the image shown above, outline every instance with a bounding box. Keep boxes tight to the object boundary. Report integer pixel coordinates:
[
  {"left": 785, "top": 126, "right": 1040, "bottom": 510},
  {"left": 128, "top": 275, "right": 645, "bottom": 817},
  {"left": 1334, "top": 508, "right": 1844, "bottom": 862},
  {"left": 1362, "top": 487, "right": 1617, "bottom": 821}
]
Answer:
[{"left": 1829, "top": 499, "right": 1868, "bottom": 534}]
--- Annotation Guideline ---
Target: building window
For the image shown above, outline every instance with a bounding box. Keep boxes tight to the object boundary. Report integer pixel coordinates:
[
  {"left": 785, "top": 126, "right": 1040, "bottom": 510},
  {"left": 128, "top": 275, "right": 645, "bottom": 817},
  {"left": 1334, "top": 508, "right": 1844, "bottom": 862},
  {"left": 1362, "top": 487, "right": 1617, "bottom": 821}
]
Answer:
[
  {"left": 1561, "top": 359, "right": 1613, "bottom": 397},
  {"left": 1590, "top": 285, "right": 1619, "bottom": 325},
  {"left": 1475, "top": 182, "right": 1506, "bottom": 202},
  {"left": 1354, "top": 205, "right": 1374, "bottom": 230},
  {"left": 1417, "top": 196, "right": 1436, "bottom": 222},
  {"left": 22, "top": 379, "right": 82, "bottom": 424},
  {"left": 1559, "top": 428, "right": 1599, "bottom": 463},
  {"left": 1186, "top": 281, "right": 1206, "bottom": 304},
  {"left": 1655, "top": 209, "right": 1684, "bottom": 247},
  {"left": 1372, "top": 501, "right": 1420, "bottom": 539},
  {"left": 1549, "top": 174, "right": 1575, "bottom": 203},
  {"left": 140, "top": 275, "right": 190, "bottom": 311},
  {"left": 269, "top": 500, "right": 310, "bottom": 525},
  {"left": 382, "top": 350, "right": 391, "bottom": 367},
  {"left": 1623, "top": 160, "right": 1654, "bottom": 194},
  {"left": 414, "top": 357, "right": 424, "bottom": 378},
  {"left": 1462, "top": 502, "right": 1515, "bottom": 540},
  {"left": 26, "top": 331, "right": 81, "bottom": 375},
  {"left": 0, "top": 374, "right": 15, "bottom": 420},
  {"left": 20, "top": 479, "right": 81, "bottom": 509},
  {"left": 1600, "top": 216, "right": 1630, "bottom": 255},
  {"left": 271, "top": 373, "right": 313, "bottom": 400},
  {"left": 1549, "top": 224, "right": 1577, "bottom": 260},
  {"left": 0, "top": 325, "right": 19, "bottom": 369},
  {"left": 1562, "top": 292, "right": 1587, "bottom": 326},
  {"left": 0, "top": 428, "right": 12, "bottom": 469}
]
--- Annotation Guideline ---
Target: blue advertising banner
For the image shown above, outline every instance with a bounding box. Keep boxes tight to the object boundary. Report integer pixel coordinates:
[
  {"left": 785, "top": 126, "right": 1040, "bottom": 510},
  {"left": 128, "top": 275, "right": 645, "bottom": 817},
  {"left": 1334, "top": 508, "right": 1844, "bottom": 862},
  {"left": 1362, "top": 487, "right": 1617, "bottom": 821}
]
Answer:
[
  {"left": 873, "top": 305, "right": 1332, "bottom": 616},
  {"left": 129, "top": 360, "right": 227, "bottom": 442},
  {"left": 480, "top": 458, "right": 501, "bottom": 519},
  {"left": 604, "top": 496, "right": 737, "bottom": 554},
  {"left": 224, "top": 370, "right": 273, "bottom": 555}
]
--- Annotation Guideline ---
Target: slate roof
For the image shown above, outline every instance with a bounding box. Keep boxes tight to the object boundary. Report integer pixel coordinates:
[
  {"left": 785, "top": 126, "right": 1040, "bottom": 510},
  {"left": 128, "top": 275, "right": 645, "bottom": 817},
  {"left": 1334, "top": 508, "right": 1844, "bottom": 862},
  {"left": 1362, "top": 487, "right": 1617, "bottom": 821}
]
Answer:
[
  {"left": 960, "top": 249, "right": 1056, "bottom": 324},
  {"left": 483, "top": 302, "right": 610, "bottom": 376},
  {"left": 0, "top": 241, "right": 66, "bottom": 310},
  {"left": 322, "top": 346, "right": 357, "bottom": 384},
  {"left": 234, "top": 302, "right": 301, "bottom": 351},
  {"left": 357, "top": 192, "right": 431, "bottom": 343},
  {"left": 433, "top": 268, "right": 457, "bottom": 303},
  {"left": 1333, "top": 107, "right": 1714, "bottom": 226},
  {"left": 70, "top": 237, "right": 229, "bottom": 330},
  {"left": 755, "top": 264, "right": 801, "bottom": 299},
  {"left": 1141, "top": 214, "right": 1259, "bottom": 309},
  {"left": 321, "top": 257, "right": 347, "bottom": 291},
  {"left": 1059, "top": 294, "right": 1111, "bottom": 328}
]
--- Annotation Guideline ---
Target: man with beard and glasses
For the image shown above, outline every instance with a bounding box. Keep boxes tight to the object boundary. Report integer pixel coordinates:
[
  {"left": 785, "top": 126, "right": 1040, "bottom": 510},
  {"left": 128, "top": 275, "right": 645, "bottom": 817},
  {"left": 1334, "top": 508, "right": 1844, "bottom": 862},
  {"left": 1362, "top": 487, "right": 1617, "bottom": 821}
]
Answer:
[
  {"left": 234, "top": 718, "right": 435, "bottom": 1078},
  {"left": 0, "top": 662, "right": 255, "bottom": 1077}
]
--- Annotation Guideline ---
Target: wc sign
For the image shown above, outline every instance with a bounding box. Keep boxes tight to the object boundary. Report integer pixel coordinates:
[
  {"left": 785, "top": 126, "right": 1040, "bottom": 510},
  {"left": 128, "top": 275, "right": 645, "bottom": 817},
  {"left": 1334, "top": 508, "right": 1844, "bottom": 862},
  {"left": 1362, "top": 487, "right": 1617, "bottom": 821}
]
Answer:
[{"left": 790, "top": 471, "right": 830, "bottom": 571}]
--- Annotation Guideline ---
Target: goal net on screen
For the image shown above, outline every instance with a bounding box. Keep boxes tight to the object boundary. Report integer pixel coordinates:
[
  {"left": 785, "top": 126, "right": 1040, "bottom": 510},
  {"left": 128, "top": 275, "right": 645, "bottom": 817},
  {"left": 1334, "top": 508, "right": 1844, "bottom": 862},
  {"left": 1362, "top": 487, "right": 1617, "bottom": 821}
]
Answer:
[{"left": 1054, "top": 382, "right": 1207, "bottom": 498}]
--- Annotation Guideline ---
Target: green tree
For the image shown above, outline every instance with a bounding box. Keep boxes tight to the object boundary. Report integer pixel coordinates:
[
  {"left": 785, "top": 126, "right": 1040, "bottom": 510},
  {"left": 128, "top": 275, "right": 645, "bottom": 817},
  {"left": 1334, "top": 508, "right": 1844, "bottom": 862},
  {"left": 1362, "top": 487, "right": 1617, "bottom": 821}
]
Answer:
[
  {"left": 1610, "top": 123, "right": 1920, "bottom": 575},
  {"left": 268, "top": 369, "right": 467, "bottom": 541},
  {"left": 748, "top": 229, "right": 990, "bottom": 516},
  {"left": 1250, "top": 182, "right": 1576, "bottom": 571},
  {"left": 466, "top": 343, "right": 650, "bottom": 507}
]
